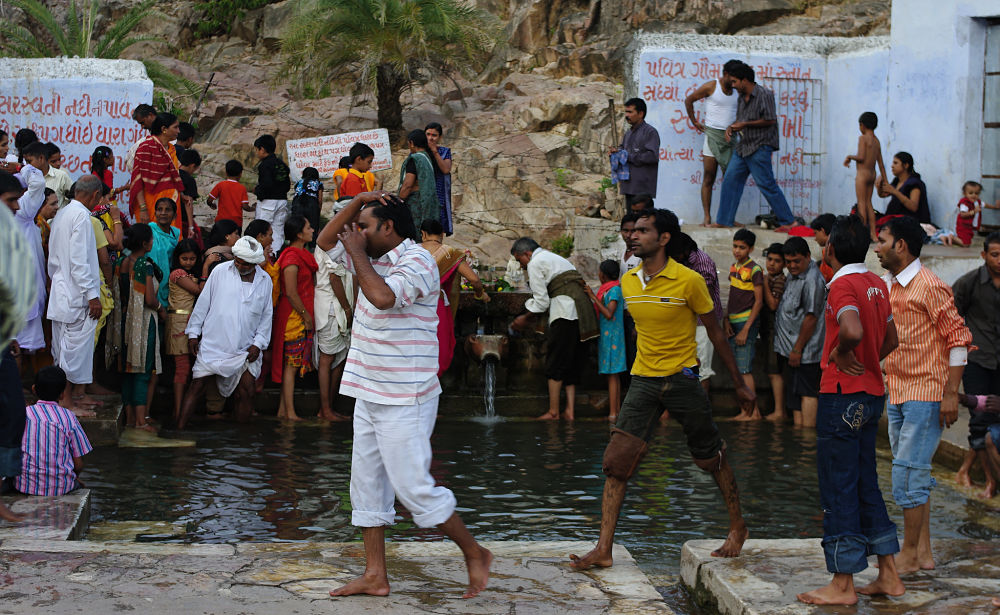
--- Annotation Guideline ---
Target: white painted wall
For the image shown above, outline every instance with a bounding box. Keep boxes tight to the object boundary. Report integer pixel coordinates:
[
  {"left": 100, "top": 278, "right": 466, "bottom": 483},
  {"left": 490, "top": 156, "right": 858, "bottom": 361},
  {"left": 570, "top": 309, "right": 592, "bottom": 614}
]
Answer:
[
  {"left": 0, "top": 58, "right": 153, "bottom": 189},
  {"left": 887, "top": 0, "right": 999, "bottom": 226}
]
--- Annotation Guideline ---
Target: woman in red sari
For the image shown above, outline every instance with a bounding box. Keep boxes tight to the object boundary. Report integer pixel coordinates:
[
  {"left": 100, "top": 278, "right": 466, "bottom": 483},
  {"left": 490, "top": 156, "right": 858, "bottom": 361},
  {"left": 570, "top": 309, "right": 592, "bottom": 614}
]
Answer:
[
  {"left": 129, "top": 112, "right": 189, "bottom": 227},
  {"left": 271, "top": 215, "right": 318, "bottom": 421},
  {"left": 418, "top": 219, "right": 489, "bottom": 376}
]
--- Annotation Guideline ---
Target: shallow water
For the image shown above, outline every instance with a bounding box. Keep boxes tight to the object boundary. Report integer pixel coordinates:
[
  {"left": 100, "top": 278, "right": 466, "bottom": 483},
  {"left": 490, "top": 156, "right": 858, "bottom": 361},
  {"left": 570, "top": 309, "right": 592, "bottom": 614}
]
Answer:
[{"left": 85, "top": 416, "right": 996, "bottom": 611}]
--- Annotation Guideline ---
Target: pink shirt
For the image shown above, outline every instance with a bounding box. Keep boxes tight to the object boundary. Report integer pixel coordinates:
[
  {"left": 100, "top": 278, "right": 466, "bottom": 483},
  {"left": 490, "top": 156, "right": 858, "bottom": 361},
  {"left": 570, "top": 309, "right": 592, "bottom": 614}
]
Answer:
[{"left": 15, "top": 401, "right": 92, "bottom": 496}]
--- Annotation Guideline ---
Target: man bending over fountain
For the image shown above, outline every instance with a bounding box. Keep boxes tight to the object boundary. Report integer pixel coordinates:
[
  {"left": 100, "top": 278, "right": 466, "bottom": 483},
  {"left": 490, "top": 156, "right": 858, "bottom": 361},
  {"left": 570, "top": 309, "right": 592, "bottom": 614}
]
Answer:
[
  {"left": 570, "top": 208, "right": 755, "bottom": 570},
  {"left": 316, "top": 191, "right": 492, "bottom": 599}
]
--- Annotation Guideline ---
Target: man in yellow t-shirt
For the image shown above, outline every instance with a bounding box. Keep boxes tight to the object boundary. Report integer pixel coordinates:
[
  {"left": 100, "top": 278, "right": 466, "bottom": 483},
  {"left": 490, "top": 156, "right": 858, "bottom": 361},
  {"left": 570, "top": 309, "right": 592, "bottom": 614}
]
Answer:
[{"left": 569, "top": 208, "right": 756, "bottom": 572}]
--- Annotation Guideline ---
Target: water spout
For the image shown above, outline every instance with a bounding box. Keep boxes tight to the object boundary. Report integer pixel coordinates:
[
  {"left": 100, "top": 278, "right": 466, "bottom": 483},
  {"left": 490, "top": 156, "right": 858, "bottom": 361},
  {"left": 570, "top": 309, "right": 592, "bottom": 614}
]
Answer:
[{"left": 465, "top": 334, "right": 508, "bottom": 421}]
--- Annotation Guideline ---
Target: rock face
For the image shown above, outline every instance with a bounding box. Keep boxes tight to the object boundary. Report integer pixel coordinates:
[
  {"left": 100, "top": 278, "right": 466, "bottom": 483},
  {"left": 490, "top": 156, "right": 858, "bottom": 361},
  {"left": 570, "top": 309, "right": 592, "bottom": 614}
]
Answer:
[{"left": 21, "top": 0, "right": 890, "bottom": 267}]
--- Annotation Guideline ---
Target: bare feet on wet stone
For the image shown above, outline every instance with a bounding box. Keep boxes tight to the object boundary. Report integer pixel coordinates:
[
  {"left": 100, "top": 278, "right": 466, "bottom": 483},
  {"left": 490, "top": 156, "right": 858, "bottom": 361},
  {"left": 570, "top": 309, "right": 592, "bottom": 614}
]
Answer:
[
  {"left": 711, "top": 523, "right": 748, "bottom": 557},
  {"left": 955, "top": 470, "right": 972, "bottom": 487},
  {"left": 0, "top": 502, "right": 23, "bottom": 523},
  {"left": 563, "top": 410, "right": 574, "bottom": 421},
  {"left": 893, "top": 552, "right": 924, "bottom": 575},
  {"left": 463, "top": 546, "right": 493, "bottom": 598},
  {"left": 536, "top": 411, "right": 558, "bottom": 421},
  {"left": 796, "top": 582, "right": 859, "bottom": 606},
  {"left": 318, "top": 409, "right": 351, "bottom": 422},
  {"left": 981, "top": 482, "right": 997, "bottom": 499},
  {"left": 857, "top": 574, "right": 905, "bottom": 597},
  {"left": 569, "top": 547, "right": 613, "bottom": 570},
  {"left": 72, "top": 395, "right": 101, "bottom": 408},
  {"left": 85, "top": 382, "right": 115, "bottom": 396},
  {"left": 329, "top": 572, "right": 391, "bottom": 597}
]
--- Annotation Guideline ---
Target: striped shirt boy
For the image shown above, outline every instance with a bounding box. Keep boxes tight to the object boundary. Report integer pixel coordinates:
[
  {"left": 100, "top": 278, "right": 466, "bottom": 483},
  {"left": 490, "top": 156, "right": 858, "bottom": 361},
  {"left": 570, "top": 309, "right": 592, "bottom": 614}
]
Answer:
[
  {"left": 326, "top": 238, "right": 441, "bottom": 405},
  {"left": 726, "top": 257, "right": 763, "bottom": 324},
  {"left": 15, "top": 401, "right": 92, "bottom": 496}
]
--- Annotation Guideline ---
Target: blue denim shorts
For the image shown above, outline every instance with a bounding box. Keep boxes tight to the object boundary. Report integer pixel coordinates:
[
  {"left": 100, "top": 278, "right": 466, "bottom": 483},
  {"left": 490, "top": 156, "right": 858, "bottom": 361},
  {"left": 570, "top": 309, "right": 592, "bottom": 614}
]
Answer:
[
  {"left": 989, "top": 423, "right": 1000, "bottom": 449},
  {"left": 728, "top": 319, "right": 758, "bottom": 374},
  {"left": 887, "top": 401, "right": 942, "bottom": 509}
]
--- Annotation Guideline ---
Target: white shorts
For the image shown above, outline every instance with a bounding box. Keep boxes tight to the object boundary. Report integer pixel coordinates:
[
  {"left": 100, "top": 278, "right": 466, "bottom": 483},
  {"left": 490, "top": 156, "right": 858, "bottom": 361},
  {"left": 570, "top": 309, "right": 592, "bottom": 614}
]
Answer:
[
  {"left": 349, "top": 396, "right": 456, "bottom": 528},
  {"left": 702, "top": 135, "right": 714, "bottom": 159},
  {"left": 695, "top": 325, "right": 715, "bottom": 381}
]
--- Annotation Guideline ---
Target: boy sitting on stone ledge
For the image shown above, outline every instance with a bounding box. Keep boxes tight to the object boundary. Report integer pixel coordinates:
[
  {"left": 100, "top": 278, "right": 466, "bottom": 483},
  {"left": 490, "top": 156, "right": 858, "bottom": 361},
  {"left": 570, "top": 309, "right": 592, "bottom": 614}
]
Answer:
[{"left": 13, "top": 366, "right": 92, "bottom": 497}]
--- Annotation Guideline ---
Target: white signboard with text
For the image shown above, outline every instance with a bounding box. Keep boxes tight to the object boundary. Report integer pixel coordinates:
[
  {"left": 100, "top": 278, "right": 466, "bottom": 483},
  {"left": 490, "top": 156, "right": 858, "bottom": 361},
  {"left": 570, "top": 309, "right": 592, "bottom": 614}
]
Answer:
[
  {"left": 286, "top": 128, "right": 393, "bottom": 182},
  {"left": 0, "top": 77, "right": 153, "bottom": 189}
]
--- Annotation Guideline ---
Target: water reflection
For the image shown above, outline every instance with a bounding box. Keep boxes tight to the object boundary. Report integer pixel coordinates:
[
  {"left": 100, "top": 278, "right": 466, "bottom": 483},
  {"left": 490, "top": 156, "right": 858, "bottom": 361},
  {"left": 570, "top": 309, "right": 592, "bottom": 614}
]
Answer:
[{"left": 85, "top": 417, "right": 991, "bottom": 583}]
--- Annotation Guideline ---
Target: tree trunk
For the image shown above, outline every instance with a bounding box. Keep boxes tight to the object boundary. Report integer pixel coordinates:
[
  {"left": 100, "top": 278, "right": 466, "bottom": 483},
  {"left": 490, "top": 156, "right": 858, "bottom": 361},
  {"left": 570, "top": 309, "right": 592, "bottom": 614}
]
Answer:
[{"left": 376, "top": 64, "right": 407, "bottom": 133}]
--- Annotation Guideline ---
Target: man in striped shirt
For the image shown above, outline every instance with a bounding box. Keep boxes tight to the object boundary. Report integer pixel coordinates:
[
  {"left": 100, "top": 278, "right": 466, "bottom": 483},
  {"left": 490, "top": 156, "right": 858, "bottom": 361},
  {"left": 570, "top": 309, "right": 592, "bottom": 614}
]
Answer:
[
  {"left": 317, "top": 191, "right": 491, "bottom": 600},
  {"left": 876, "top": 216, "right": 972, "bottom": 573},
  {"left": 14, "top": 366, "right": 92, "bottom": 497}
]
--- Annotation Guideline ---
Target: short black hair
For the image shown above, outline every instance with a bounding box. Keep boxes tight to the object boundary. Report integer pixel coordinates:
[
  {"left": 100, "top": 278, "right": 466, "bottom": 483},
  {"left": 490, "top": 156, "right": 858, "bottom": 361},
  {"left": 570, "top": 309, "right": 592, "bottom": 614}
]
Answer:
[
  {"left": 828, "top": 214, "right": 870, "bottom": 265},
  {"left": 132, "top": 103, "right": 156, "bottom": 121},
  {"left": 620, "top": 212, "right": 640, "bottom": 228},
  {"left": 599, "top": 259, "right": 620, "bottom": 281},
  {"left": 420, "top": 218, "right": 444, "bottom": 236},
  {"left": 722, "top": 59, "right": 744, "bottom": 75},
  {"left": 631, "top": 194, "right": 654, "bottom": 209},
  {"left": 150, "top": 112, "right": 177, "bottom": 136},
  {"left": 668, "top": 231, "right": 697, "bottom": 261},
  {"left": 511, "top": 237, "right": 540, "bottom": 255},
  {"left": 283, "top": 214, "right": 308, "bottom": 244},
  {"left": 963, "top": 180, "right": 983, "bottom": 192},
  {"left": 338, "top": 156, "right": 352, "bottom": 169},
  {"left": 0, "top": 170, "right": 23, "bottom": 198},
  {"left": 349, "top": 142, "right": 375, "bottom": 163},
  {"left": 733, "top": 227, "right": 756, "bottom": 247},
  {"left": 21, "top": 141, "right": 48, "bottom": 160},
  {"left": 124, "top": 222, "right": 153, "bottom": 251},
  {"left": 363, "top": 194, "right": 417, "bottom": 241},
  {"left": 244, "top": 218, "right": 271, "bottom": 240},
  {"left": 731, "top": 62, "right": 755, "bottom": 82},
  {"left": 34, "top": 365, "right": 67, "bottom": 402},
  {"left": 883, "top": 215, "right": 927, "bottom": 258},
  {"left": 406, "top": 130, "right": 429, "bottom": 150},
  {"left": 763, "top": 242, "right": 786, "bottom": 258},
  {"left": 425, "top": 122, "right": 444, "bottom": 134},
  {"left": 253, "top": 134, "right": 277, "bottom": 153},
  {"left": 986, "top": 231, "right": 1000, "bottom": 251},
  {"left": 206, "top": 219, "right": 240, "bottom": 248},
  {"left": 44, "top": 142, "right": 61, "bottom": 157},
  {"left": 637, "top": 208, "right": 680, "bottom": 241},
  {"left": 225, "top": 160, "right": 243, "bottom": 177},
  {"left": 859, "top": 111, "right": 878, "bottom": 130},
  {"left": 624, "top": 97, "right": 647, "bottom": 115},
  {"left": 170, "top": 238, "right": 203, "bottom": 273},
  {"left": 782, "top": 236, "right": 811, "bottom": 257},
  {"left": 178, "top": 148, "right": 202, "bottom": 167},
  {"left": 302, "top": 166, "right": 319, "bottom": 180},
  {"left": 809, "top": 213, "right": 836, "bottom": 235},
  {"left": 155, "top": 196, "right": 177, "bottom": 214},
  {"left": 177, "top": 121, "right": 195, "bottom": 142}
]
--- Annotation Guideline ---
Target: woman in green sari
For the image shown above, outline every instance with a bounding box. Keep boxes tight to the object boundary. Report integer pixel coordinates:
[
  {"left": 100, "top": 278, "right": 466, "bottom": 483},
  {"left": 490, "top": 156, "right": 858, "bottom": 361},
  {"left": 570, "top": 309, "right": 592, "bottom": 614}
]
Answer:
[{"left": 398, "top": 129, "right": 440, "bottom": 231}]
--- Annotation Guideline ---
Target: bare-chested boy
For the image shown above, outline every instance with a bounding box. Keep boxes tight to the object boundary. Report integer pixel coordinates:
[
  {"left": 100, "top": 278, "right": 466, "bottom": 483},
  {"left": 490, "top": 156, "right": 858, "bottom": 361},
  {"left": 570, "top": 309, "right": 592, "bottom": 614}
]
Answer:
[{"left": 843, "top": 112, "right": 886, "bottom": 242}]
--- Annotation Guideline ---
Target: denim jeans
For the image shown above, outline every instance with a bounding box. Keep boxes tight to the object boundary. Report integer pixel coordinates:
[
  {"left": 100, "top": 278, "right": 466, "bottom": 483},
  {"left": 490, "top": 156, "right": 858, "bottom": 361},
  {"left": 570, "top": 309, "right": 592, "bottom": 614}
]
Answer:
[
  {"left": 716, "top": 146, "right": 795, "bottom": 227},
  {"left": 728, "top": 319, "right": 758, "bottom": 374},
  {"left": 817, "top": 392, "right": 899, "bottom": 574},
  {"left": 887, "top": 401, "right": 942, "bottom": 508}
]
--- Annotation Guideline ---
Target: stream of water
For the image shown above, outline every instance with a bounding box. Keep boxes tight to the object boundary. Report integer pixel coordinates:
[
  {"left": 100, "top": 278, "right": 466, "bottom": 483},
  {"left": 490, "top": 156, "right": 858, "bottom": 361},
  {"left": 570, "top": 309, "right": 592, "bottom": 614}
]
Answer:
[{"left": 482, "top": 358, "right": 497, "bottom": 420}]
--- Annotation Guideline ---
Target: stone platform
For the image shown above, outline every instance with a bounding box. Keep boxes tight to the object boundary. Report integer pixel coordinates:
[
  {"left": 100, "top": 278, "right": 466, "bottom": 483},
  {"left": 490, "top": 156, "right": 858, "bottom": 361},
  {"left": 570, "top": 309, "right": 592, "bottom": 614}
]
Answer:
[
  {"left": 0, "top": 540, "right": 671, "bottom": 614},
  {"left": 0, "top": 489, "right": 90, "bottom": 541},
  {"left": 681, "top": 538, "right": 1000, "bottom": 615}
]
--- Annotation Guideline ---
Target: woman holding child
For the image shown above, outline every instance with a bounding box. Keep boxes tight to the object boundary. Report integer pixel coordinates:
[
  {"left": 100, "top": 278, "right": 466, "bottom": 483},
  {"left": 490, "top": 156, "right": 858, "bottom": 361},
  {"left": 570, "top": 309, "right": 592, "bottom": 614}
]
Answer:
[{"left": 271, "top": 215, "right": 318, "bottom": 421}]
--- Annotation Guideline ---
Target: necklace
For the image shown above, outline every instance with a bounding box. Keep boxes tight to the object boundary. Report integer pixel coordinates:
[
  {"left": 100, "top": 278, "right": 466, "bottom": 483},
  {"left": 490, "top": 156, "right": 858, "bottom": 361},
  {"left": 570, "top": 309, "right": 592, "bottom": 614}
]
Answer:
[{"left": 642, "top": 263, "right": 667, "bottom": 284}]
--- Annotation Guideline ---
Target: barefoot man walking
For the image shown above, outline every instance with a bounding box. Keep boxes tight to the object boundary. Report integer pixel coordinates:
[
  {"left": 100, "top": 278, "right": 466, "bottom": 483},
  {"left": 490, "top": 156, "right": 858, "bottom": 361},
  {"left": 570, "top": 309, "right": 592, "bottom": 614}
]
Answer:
[
  {"left": 570, "top": 208, "right": 755, "bottom": 571},
  {"left": 798, "top": 215, "right": 904, "bottom": 605},
  {"left": 316, "top": 191, "right": 492, "bottom": 599}
]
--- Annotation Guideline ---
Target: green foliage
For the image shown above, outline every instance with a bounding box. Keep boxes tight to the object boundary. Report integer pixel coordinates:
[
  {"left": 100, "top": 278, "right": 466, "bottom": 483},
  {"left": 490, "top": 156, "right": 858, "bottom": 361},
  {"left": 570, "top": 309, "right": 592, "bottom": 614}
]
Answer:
[
  {"left": 521, "top": 190, "right": 532, "bottom": 203},
  {"left": 554, "top": 167, "right": 570, "bottom": 188},
  {"left": 567, "top": 136, "right": 580, "bottom": 148},
  {"left": 302, "top": 81, "right": 332, "bottom": 100},
  {"left": 194, "top": 0, "right": 271, "bottom": 38},
  {"left": 550, "top": 234, "right": 574, "bottom": 258},
  {"left": 0, "top": 0, "right": 198, "bottom": 97},
  {"left": 281, "top": 0, "right": 502, "bottom": 130},
  {"left": 598, "top": 177, "right": 614, "bottom": 194}
]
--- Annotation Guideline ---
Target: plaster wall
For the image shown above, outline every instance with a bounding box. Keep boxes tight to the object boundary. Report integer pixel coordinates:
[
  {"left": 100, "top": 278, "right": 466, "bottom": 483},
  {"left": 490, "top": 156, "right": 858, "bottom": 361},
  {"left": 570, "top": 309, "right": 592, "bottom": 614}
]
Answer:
[
  {"left": 887, "top": 0, "right": 999, "bottom": 225},
  {"left": 0, "top": 58, "right": 153, "bottom": 190}
]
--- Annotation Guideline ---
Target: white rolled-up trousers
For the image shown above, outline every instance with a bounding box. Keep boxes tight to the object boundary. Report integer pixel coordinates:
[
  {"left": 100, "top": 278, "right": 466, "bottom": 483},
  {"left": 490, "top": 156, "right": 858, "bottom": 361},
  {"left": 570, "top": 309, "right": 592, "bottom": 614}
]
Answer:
[{"left": 349, "top": 396, "right": 456, "bottom": 528}]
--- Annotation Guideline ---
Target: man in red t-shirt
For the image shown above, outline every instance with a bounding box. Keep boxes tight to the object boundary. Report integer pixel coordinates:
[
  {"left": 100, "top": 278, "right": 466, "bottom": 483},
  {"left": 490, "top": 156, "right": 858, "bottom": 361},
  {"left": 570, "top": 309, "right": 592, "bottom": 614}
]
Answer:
[{"left": 798, "top": 214, "right": 905, "bottom": 607}]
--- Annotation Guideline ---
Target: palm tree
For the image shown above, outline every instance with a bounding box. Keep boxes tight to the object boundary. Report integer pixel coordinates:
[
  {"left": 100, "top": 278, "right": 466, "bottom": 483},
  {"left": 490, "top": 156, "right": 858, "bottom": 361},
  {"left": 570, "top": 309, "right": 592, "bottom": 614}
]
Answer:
[
  {"left": 0, "top": 0, "right": 196, "bottom": 96},
  {"left": 281, "top": 0, "right": 501, "bottom": 131}
]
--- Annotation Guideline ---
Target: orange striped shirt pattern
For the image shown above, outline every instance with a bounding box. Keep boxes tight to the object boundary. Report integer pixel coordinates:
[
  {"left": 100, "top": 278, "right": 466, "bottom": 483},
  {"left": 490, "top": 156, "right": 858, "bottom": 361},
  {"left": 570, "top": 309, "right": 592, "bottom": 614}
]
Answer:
[{"left": 883, "top": 263, "right": 972, "bottom": 404}]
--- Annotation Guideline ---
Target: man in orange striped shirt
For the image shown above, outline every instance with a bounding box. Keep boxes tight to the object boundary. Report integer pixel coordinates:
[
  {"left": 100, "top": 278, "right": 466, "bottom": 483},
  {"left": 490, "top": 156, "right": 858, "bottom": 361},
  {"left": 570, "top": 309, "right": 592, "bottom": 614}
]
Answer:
[{"left": 875, "top": 216, "right": 972, "bottom": 574}]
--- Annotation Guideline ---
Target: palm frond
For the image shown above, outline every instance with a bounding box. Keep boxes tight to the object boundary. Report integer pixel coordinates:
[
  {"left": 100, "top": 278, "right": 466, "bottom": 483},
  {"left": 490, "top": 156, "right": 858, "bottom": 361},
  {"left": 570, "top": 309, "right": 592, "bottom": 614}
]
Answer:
[
  {"left": 95, "top": 0, "right": 156, "bottom": 58},
  {"left": 142, "top": 60, "right": 200, "bottom": 98},
  {"left": 0, "top": 23, "right": 52, "bottom": 57},
  {"left": 4, "top": 0, "right": 71, "bottom": 55}
]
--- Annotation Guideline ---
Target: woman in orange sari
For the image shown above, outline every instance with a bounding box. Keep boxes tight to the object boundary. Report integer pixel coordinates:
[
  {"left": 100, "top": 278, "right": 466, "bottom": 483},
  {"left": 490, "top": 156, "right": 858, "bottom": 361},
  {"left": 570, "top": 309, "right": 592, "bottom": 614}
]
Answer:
[
  {"left": 418, "top": 219, "right": 489, "bottom": 376},
  {"left": 129, "top": 112, "right": 188, "bottom": 227}
]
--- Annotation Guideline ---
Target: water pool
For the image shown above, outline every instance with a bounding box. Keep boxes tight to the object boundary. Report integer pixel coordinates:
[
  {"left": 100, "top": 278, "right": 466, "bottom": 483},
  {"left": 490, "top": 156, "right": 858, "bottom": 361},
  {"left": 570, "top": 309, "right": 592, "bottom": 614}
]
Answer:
[{"left": 84, "top": 416, "right": 997, "bottom": 610}]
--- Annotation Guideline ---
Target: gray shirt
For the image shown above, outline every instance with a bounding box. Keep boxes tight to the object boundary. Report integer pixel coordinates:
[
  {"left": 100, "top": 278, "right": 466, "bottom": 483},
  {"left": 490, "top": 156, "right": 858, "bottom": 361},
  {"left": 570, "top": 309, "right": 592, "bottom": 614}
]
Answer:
[
  {"left": 619, "top": 120, "right": 660, "bottom": 196},
  {"left": 775, "top": 260, "right": 826, "bottom": 363},
  {"left": 953, "top": 265, "right": 1000, "bottom": 370},
  {"left": 734, "top": 83, "right": 779, "bottom": 158}
]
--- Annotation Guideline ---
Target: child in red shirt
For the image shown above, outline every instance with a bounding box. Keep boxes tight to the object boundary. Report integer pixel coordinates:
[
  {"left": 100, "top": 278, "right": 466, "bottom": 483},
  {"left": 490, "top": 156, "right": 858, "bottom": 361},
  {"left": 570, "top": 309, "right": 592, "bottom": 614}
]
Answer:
[
  {"left": 956, "top": 180, "right": 983, "bottom": 247},
  {"left": 207, "top": 160, "right": 251, "bottom": 227},
  {"left": 339, "top": 142, "right": 375, "bottom": 199}
]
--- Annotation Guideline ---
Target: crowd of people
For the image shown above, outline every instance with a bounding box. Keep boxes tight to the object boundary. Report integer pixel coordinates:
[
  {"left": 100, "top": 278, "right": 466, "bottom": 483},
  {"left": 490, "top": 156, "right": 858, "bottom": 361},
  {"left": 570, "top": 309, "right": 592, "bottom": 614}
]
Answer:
[{"left": 1, "top": 77, "right": 1000, "bottom": 605}]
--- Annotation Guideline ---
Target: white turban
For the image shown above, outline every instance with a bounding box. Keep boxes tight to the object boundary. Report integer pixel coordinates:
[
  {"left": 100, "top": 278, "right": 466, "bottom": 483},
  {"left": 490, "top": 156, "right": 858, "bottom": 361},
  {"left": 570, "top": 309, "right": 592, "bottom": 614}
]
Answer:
[{"left": 232, "top": 236, "right": 265, "bottom": 264}]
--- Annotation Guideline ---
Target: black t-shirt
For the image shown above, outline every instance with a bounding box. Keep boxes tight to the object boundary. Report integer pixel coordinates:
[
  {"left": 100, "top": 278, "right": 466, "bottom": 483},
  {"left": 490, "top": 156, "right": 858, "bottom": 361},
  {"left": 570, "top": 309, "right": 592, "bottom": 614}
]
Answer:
[
  {"left": 179, "top": 169, "right": 198, "bottom": 199},
  {"left": 886, "top": 175, "right": 931, "bottom": 225},
  {"left": 255, "top": 154, "right": 291, "bottom": 200}
]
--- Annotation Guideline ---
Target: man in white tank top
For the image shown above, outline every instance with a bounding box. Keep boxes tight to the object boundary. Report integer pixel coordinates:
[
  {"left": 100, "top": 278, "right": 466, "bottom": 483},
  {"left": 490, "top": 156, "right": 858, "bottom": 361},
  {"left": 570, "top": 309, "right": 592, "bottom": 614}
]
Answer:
[{"left": 684, "top": 60, "right": 741, "bottom": 226}]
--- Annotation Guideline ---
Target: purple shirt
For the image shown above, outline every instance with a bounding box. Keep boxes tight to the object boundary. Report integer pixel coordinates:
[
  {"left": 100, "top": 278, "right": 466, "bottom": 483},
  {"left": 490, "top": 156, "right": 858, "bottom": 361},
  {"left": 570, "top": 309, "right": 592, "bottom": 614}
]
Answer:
[
  {"left": 15, "top": 401, "right": 92, "bottom": 496},
  {"left": 684, "top": 249, "right": 723, "bottom": 324}
]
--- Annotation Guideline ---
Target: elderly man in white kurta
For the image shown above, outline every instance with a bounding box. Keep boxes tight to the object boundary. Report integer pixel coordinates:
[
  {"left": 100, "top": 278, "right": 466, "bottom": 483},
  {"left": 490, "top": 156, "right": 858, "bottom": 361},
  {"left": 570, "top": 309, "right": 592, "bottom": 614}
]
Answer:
[
  {"left": 176, "top": 236, "right": 272, "bottom": 429},
  {"left": 13, "top": 156, "right": 48, "bottom": 353},
  {"left": 46, "top": 176, "right": 103, "bottom": 409},
  {"left": 316, "top": 191, "right": 492, "bottom": 600}
]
